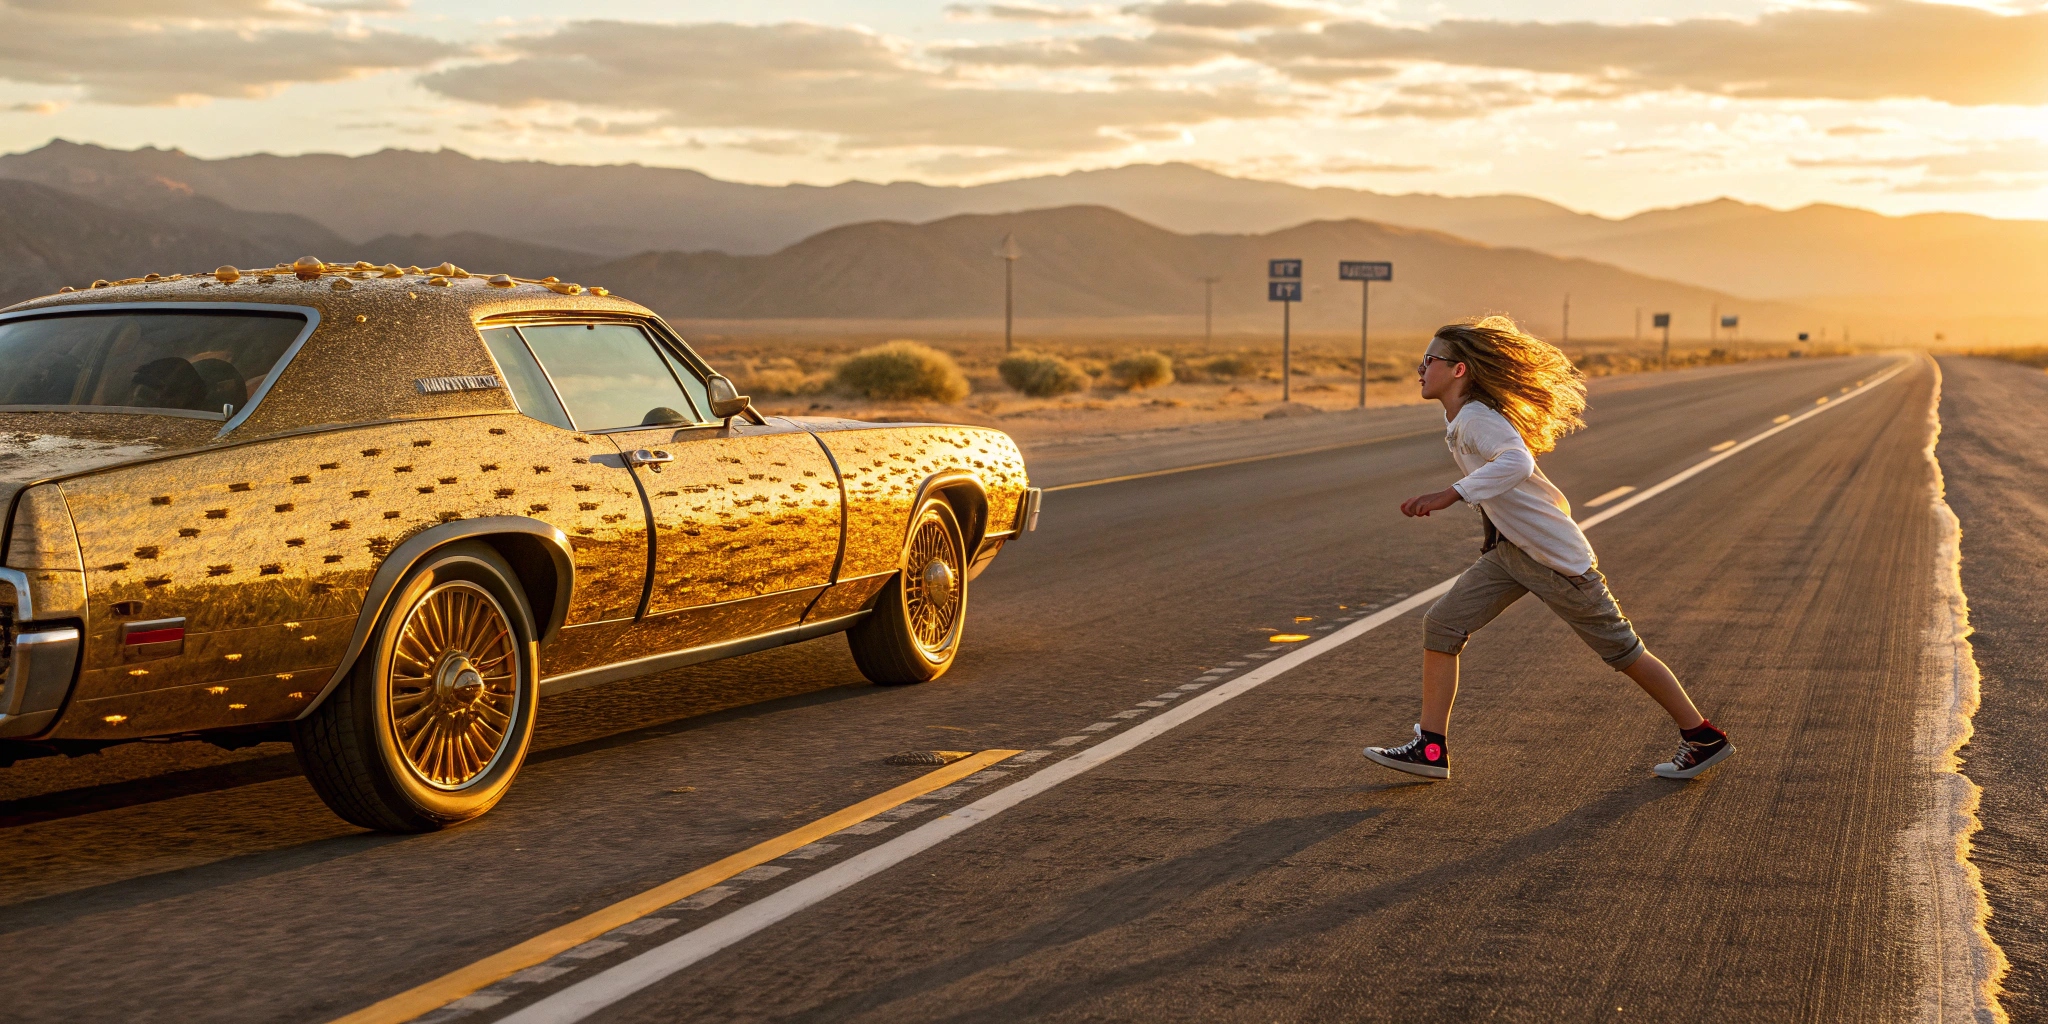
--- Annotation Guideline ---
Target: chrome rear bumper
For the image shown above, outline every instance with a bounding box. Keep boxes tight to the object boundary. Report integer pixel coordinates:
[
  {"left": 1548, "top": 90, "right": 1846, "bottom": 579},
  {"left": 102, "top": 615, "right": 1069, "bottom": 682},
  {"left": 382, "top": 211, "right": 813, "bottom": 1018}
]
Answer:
[{"left": 0, "top": 567, "right": 81, "bottom": 739}]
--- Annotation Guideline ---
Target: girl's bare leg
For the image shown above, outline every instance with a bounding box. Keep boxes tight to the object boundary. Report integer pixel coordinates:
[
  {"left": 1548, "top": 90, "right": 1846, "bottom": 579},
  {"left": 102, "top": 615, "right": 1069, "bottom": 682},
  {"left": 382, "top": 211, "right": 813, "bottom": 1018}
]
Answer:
[
  {"left": 1421, "top": 649, "right": 1458, "bottom": 735},
  {"left": 1621, "top": 651, "right": 1704, "bottom": 729}
]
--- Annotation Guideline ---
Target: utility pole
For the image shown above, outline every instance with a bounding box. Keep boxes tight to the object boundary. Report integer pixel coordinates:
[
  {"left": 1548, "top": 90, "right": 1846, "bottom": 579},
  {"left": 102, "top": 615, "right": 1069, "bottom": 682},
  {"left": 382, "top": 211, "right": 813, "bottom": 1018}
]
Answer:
[
  {"left": 1561, "top": 293, "right": 1570, "bottom": 345},
  {"left": 996, "top": 233, "right": 1023, "bottom": 354},
  {"left": 1199, "top": 275, "right": 1221, "bottom": 352},
  {"left": 1635, "top": 307, "right": 1642, "bottom": 342},
  {"left": 1709, "top": 301, "right": 1718, "bottom": 344}
]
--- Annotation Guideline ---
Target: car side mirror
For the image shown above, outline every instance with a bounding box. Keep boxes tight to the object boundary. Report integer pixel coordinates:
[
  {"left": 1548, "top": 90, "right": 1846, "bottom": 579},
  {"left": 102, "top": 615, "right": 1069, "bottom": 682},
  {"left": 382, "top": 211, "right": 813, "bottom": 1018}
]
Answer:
[{"left": 705, "top": 374, "right": 751, "bottom": 421}]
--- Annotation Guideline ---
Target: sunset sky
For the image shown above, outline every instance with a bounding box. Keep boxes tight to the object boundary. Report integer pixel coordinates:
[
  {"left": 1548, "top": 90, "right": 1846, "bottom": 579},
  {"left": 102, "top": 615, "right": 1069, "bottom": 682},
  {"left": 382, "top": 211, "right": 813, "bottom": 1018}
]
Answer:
[{"left": 0, "top": 1, "right": 2042, "bottom": 220}]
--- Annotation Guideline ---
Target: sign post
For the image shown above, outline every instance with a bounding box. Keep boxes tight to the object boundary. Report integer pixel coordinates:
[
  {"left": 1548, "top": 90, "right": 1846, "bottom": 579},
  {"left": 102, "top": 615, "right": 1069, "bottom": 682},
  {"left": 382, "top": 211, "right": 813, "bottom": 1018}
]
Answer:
[
  {"left": 1339, "top": 261, "right": 1392, "bottom": 407},
  {"left": 1269, "top": 259, "right": 1302, "bottom": 403},
  {"left": 1720, "top": 314, "right": 1739, "bottom": 343},
  {"left": 1653, "top": 312, "right": 1672, "bottom": 369}
]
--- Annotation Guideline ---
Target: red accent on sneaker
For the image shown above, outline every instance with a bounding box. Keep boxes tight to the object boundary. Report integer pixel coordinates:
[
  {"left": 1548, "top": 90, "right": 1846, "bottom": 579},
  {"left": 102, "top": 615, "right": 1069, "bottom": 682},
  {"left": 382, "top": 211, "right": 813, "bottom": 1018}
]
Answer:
[{"left": 1424, "top": 743, "right": 1442, "bottom": 761}]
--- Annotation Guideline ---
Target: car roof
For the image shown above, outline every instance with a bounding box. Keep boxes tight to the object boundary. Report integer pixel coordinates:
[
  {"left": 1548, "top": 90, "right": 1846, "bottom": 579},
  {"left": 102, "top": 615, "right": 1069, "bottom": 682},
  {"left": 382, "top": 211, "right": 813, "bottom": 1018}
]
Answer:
[{"left": 0, "top": 258, "right": 664, "bottom": 437}]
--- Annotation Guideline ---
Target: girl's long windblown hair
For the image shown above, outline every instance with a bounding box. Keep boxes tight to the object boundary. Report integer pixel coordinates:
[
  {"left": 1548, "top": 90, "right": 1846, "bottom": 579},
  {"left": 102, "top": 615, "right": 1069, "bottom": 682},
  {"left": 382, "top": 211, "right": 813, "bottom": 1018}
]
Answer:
[{"left": 1433, "top": 315, "right": 1587, "bottom": 454}]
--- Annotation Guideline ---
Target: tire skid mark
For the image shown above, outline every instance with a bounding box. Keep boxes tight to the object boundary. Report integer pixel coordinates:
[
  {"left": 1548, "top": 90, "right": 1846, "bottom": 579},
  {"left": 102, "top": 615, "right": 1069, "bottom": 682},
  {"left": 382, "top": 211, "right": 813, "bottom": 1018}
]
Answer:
[{"left": 1915, "top": 355, "right": 2009, "bottom": 1024}]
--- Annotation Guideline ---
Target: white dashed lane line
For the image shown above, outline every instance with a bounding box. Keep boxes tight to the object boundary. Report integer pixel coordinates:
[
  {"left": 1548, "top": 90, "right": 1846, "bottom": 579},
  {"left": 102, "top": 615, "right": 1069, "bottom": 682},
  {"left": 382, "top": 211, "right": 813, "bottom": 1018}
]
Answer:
[{"left": 492, "top": 360, "right": 1911, "bottom": 1024}]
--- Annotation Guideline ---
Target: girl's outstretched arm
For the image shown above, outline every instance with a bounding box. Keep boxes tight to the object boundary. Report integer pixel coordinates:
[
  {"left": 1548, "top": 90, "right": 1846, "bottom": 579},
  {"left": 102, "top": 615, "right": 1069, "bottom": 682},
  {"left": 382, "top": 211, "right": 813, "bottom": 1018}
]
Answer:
[{"left": 1401, "top": 486, "right": 1463, "bottom": 517}]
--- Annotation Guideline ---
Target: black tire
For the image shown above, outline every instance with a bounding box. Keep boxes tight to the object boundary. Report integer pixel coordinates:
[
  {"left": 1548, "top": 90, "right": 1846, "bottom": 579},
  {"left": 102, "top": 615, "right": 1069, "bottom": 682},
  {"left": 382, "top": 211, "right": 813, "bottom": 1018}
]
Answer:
[
  {"left": 291, "top": 541, "right": 539, "bottom": 832},
  {"left": 848, "top": 497, "right": 969, "bottom": 685}
]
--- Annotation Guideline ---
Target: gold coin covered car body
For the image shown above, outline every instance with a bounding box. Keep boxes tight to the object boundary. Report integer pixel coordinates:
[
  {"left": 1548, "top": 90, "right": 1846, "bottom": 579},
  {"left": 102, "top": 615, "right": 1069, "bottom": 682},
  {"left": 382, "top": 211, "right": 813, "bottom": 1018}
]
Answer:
[{"left": 0, "top": 260, "right": 1040, "bottom": 831}]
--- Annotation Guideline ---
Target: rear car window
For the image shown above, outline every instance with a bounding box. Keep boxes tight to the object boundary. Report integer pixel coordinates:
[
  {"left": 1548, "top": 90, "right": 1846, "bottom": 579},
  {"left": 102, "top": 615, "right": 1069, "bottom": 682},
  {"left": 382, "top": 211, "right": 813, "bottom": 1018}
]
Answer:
[
  {"left": 479, "top": 327, "right": 574, "bottom": 430},
  {"left": 0, "top": 309, "right": 306, "bottom": 417},
  {"left": 516, "top": 323, "right": 707, "bottom": 431}
]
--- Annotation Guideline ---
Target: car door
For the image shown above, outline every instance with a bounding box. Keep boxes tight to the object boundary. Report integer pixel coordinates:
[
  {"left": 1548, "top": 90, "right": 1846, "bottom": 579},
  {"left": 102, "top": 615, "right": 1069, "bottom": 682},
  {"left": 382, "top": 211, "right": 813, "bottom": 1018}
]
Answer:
[{"left": 509, "top": 319, "right": 842, "bottom": 653}]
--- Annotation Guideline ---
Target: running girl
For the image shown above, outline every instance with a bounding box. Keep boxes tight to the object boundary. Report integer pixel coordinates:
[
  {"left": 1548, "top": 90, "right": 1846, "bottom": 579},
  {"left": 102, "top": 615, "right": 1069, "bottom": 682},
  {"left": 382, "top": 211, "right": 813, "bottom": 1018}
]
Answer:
[{"left": 1363, "top": 316, "right": 1734, "bottom": 781}]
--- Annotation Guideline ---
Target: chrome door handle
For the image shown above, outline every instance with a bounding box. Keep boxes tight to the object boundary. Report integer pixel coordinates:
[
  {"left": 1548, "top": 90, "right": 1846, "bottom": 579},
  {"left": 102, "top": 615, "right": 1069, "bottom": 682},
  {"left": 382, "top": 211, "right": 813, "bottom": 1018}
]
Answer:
[{"left": 628, "top": 449, "right": 674, "bottom": 467}]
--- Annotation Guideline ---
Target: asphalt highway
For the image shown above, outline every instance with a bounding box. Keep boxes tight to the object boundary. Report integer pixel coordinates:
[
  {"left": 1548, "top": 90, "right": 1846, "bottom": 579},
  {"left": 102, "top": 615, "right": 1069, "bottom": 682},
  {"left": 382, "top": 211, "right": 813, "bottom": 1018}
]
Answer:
[{"left": 1, "top": 351, "right": 2013, "bottom": 1023}]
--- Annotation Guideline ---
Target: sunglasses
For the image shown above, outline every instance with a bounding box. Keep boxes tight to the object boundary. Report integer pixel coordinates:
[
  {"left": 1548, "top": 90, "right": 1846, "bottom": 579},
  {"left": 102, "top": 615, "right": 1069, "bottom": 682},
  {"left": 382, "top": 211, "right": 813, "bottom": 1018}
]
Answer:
[{"left": 1417, "top": 353, "right": 1458, "bottom": 375}]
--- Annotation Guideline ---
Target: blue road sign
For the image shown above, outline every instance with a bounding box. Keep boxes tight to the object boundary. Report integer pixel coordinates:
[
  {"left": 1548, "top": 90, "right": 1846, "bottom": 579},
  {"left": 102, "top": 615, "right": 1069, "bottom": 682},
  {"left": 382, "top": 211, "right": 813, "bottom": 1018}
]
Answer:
[
  {"left": 1720, "top": 315, "right": 1739, "bottom": 328},
  {"left": 1269, "top": 281, "right": 1302, "bottom": 302},
  {"left": 1339, "top": 261, "right": 1393, "bottom": 281},
  {"left": 1268, "top": 259, "right": 1302, "bottom": 279},
  {"left": 1652, "top": 313, "right": 1671, "bottom": 328}
]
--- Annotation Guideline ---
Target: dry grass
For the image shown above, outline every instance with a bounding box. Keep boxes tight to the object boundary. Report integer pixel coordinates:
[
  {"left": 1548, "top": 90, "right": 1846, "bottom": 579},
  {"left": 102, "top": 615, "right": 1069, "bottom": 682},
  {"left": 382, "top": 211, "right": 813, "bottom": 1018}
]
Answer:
[
  {"left": 1962, "top": 345, "right": 2048, "bottom": 369},
  {"left": 686, "top": 328, "right": 1870, "bottom": 444}
]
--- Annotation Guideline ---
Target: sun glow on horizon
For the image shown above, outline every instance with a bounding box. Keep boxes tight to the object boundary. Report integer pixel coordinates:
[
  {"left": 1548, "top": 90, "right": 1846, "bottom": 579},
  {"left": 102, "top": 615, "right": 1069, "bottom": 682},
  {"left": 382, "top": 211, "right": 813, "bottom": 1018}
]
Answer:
[{"left": 0, "top": 0, "right": 2038, "bottom": 221}]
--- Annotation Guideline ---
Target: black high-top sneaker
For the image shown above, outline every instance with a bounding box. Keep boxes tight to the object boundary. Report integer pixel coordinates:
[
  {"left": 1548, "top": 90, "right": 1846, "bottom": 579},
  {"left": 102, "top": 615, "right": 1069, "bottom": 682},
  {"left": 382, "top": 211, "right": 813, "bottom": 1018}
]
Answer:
[
  {"left": 1364, "top": 724, "right": 1449, "bottom": 780},
  {"left": 1653, "top": 720, "right": 1734, "bottom": 779}
]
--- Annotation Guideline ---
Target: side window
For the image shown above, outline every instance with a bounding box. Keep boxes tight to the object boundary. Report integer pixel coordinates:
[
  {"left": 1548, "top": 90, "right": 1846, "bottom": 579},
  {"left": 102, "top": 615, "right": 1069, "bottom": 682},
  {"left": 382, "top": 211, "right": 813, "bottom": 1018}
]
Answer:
[
  {"left": 480, "top": 327, "right": 573, "bottom": 430},
  {"left": 517, "top": 323, "right": 705, "bottom": 431},
  {"left": 654, "top": 341, "right": 712, "bottom": 424}
]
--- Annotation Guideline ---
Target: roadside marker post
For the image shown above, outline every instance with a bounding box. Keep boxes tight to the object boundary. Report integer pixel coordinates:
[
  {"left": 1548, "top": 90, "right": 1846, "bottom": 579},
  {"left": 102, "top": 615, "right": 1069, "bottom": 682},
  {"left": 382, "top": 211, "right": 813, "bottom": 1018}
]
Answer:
[
  {"left": 1339, "top": 261, "right": 1392, "bottom": 407},
  {"left": 1269, "top": 260, "right": 1301, "bottom": 403},
  {"left": 1653, "top": 312, "right": 1672, "bottom": 369}
]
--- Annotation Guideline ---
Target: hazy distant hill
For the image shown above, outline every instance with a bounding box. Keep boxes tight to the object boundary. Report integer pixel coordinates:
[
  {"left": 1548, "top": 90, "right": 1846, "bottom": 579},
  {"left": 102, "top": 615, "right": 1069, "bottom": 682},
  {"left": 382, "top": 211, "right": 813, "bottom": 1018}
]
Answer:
[
  {"left": 1547, "top": 199, "right": 2048, "bottom": 318},
  {"left": 355, "top": 232, "right": 600, "bottom": 280},
  {"left": 588, "top": 205, "right": 1812, "bottom": 339},
  {"left": 0, "top": 179, "right": 295, "bottom": 297},
  {"left": 0, "top": 182, "right": 601, "bottom": 304},
  {"left": 3, "top": 140, "right": 2039, "bottom": 320},
  {"left": 0, "top": 141, "right": 1597, "bottom": 261}
]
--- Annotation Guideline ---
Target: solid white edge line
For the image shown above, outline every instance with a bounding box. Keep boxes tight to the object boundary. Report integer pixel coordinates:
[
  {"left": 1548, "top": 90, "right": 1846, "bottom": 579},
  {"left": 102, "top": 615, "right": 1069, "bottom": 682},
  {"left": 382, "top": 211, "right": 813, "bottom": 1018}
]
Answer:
[
  {"left": 495, "top": 358, "right": 1913, "bottom": 1024},
  {"left": 1584, "top": 485, "right": 1636, "bottom": 508}
]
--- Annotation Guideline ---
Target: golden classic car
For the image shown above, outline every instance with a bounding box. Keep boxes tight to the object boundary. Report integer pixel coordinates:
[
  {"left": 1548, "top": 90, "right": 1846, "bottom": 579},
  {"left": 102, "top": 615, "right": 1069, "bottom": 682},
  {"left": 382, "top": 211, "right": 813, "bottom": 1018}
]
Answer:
[{"left": 0, "top": 257, "right": 1039, "bottom": 831}]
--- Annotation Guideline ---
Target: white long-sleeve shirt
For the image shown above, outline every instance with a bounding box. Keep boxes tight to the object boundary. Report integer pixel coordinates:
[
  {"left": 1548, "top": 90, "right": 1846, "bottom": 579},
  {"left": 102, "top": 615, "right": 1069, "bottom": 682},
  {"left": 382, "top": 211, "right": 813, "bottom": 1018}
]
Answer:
[{"left": 1444, "top": 401, "right": 1596, "bottom": 575}]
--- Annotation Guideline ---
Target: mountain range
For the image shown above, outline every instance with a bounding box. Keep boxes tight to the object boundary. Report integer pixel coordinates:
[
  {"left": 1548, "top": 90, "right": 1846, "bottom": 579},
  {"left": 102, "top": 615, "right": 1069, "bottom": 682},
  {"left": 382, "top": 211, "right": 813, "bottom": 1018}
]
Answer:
[
  {"left": 596, "top": 206, "right": 1809, "bottom": 338},
  {"left": 2, "top": 141, "right": 2042, "bottom": 321},
  {"left": 0, "top": 174, "right": 1805, "bottom": 340}
]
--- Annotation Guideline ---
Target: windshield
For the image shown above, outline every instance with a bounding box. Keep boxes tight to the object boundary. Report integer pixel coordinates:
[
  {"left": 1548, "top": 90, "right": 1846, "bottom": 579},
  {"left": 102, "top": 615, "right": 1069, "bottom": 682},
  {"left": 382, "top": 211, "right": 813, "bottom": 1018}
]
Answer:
[{"left": 0, "top": 309, "right": 307, "bottom": 417}]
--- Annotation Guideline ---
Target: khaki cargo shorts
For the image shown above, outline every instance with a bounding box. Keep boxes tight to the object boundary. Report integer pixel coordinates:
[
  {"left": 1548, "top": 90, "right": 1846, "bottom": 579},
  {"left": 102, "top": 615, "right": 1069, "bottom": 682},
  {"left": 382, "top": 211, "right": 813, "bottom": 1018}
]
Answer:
[{"left": 1423, "top": 539, "right": 1646, "bottom": 670}]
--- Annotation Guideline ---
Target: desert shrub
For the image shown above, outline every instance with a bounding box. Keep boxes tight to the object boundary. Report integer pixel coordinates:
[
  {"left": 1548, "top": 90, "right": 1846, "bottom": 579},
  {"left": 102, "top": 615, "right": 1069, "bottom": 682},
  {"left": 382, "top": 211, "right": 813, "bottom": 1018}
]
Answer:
[
  {"left": 1203, "top": 354, "right": 1260, "bottom": 379},
  {"left": 1108, "top": 351, "right": 1174, "bottom": 391},
  {"left": 998, "top": 351, "right": 1087, "bottom": 397},
  {"left": 737, "top": 357, "right": 830, "bottom": 397},
  {"left": 833, "top": 341, "right": 970, "bottom": 402}
]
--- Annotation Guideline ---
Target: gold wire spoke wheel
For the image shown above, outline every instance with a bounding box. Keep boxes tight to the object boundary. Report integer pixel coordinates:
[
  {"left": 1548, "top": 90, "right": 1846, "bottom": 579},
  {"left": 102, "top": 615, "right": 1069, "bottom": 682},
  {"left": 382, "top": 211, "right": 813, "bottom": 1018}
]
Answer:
[
  {"left": 903, "top": 512, "right": 963, "bottom": 652},
  {"left": 386, "top": 580, "right": 521, "bottom": 790}
]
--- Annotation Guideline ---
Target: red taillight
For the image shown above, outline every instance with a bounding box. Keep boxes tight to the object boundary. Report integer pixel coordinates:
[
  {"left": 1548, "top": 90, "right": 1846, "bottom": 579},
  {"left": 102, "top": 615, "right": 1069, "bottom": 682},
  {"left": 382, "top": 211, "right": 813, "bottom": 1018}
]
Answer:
[{"left": 124, "top": 625, "right": 184, "bottom": 646}]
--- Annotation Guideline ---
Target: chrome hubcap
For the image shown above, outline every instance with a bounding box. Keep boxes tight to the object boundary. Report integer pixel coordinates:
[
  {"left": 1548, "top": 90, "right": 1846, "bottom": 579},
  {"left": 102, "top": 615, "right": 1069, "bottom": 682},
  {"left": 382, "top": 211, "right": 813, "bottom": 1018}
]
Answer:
[
  {"left": 904, "top": 513, "right": 962, "bottom": 653},
  {"left": 388, "top": 581, "right": 519, "bottom": 790}
]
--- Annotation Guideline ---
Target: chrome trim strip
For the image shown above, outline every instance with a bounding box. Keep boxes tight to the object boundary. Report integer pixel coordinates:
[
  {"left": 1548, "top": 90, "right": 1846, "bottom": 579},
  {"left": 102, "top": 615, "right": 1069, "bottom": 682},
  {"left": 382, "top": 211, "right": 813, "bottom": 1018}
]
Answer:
[
  {"left": 0, "top": 567, "right": 32, "bottom": 621},
  {"left": 538, "top": 610, "right": 870, "bottom": 697},
  {"left": 0, "top": 627, "right": 80, "bottom": 738},
  {"left": 0, "top": 404, "right": 224, "bottom": 421},
  {"left": 0, "top": 302, "right": 321, "bottom": 439},
  {"left": 221, "top": 306, "right": 322, "bottom": 436}
]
